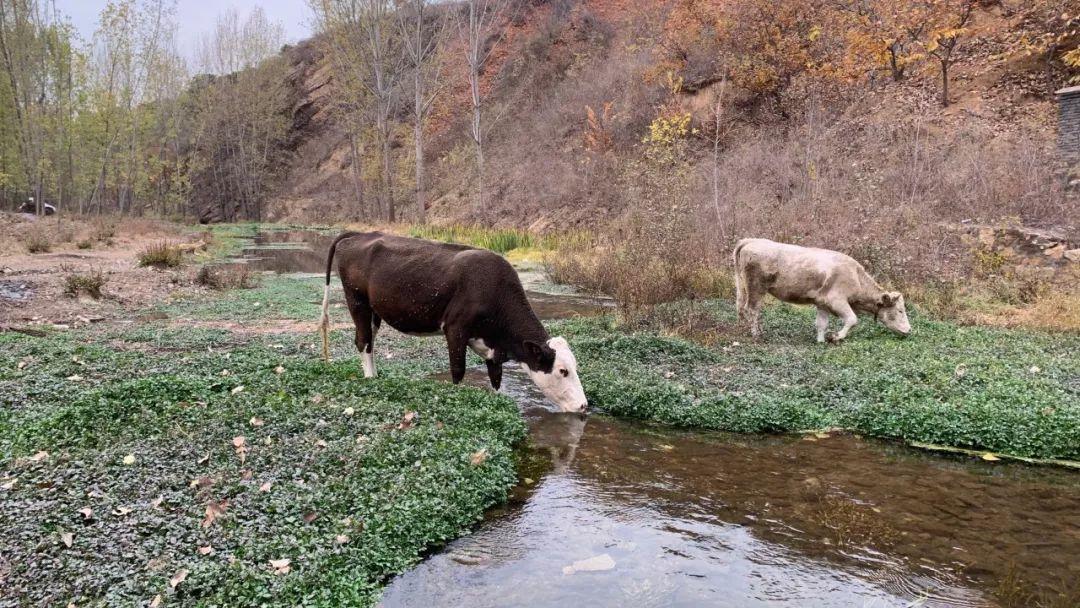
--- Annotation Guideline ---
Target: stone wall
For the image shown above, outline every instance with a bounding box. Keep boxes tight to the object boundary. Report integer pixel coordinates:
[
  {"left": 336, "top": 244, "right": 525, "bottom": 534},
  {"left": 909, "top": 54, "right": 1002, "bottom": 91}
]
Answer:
[
  {"left": 955, "top": 223, "right": 1080, "bottom": 269},
  {"left": 1058, "top": 85, "right": 1080, "bottom": 162}
]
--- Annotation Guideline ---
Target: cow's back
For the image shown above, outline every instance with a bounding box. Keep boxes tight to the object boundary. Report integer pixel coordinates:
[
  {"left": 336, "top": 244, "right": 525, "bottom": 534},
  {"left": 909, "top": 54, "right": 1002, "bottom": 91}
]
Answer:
[
  {"left": 335, "top": 233, "right": 528, "bottom": 334},
  {"left": 736, "top": 238, "right": 861, "bottom": 304}
]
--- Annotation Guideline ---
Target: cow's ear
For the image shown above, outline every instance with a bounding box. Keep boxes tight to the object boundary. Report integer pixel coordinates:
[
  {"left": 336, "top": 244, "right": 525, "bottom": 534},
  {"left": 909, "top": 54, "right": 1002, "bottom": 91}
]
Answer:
[
  {"left": 524, "top": 340, "right": 555, "bottom": 371},
  {"left": 879, "top": 293, "right": 895, "bottom": 308}
]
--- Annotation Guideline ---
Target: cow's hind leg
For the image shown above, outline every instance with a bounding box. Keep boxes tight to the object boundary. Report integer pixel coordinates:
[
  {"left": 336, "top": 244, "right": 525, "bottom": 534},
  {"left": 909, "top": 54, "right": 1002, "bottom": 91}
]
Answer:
[
  {"left": 344, "top": 289, "right": 377, "bottom": 377},
  {"left": 815, "top": 307, "right": 831, "bottom": 343},
  {"left": 825, "top": 300, "right": 858, "bottom": 344}
]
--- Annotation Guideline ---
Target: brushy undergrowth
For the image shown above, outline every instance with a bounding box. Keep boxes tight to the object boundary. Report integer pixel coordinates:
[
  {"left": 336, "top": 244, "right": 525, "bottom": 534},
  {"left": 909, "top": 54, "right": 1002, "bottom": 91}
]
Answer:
[
  {"left": 0, "top": 318, "right": 525, "bottom": 606},
  {"left": 196, "top": 264, "right": 261, "bottom": 290},
  {"left": 552, "top": 302, "right": 1079, "bottom": 461},
  {"left": 138, "top": 241, "right": 184, "bottom": 268},
  {"left": 62, "top": 270, "right": 108, "bottom": 299}
]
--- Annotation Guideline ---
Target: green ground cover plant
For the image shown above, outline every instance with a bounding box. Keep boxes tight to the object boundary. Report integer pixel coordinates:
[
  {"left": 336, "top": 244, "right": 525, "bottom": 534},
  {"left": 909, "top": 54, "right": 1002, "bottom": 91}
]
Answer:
[
  {"left": 1, "top": 319, "right": 525, "bottom": 606},
  {"left": 553, "top": 302, "right": 1079, "bottom": 461}
]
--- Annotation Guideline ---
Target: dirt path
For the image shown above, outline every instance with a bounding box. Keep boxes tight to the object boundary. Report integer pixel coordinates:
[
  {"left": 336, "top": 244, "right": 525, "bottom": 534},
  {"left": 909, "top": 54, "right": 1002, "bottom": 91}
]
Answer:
[{"left": 0, "top": 213, "right": 204, "bottom": 328}]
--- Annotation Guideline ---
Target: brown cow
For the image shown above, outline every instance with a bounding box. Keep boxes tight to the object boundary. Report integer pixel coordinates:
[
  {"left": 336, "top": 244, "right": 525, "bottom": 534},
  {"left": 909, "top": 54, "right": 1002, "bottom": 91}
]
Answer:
[
  {"left": 733, "top": 238, "right": 911, "bottom": 343},
  {"left": 318, "top": 231, "right": 588, "bottom": 413}
]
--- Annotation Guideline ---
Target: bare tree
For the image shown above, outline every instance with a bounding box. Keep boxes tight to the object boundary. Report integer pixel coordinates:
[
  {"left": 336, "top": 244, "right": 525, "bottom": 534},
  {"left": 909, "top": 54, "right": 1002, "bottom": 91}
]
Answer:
[
  {"left": 313, "top": 0, "right": 405, "bottom": 222},
  {"left": 459, "top": 0, "right": 508, "bottom": 215},
  {"left": 398, "top": 0, "right": 447, "bottom": 224},
  {"left": 926, "top": 0, "right": 975, "bottom": 108}
]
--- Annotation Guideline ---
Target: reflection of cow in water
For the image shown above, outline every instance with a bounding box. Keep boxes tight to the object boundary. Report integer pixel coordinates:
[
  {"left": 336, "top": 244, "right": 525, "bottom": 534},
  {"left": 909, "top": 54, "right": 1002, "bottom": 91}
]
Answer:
[{"left": 17, "top": 198, "right": 55, "bottom": 216}]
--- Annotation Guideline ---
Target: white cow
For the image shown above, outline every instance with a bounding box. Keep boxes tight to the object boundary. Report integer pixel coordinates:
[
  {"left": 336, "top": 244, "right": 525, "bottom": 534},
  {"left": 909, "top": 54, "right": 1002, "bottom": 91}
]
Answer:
[{"left": 733, "top": 238, "right": 911, "bottom": 343}]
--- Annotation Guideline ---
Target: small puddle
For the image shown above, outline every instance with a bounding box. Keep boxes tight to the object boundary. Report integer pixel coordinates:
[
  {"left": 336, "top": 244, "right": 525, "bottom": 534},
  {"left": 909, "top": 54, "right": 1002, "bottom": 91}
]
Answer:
[
  {"left": 0, "top": 280, "right": 33, "bottom": 303},
  {"left": 233, "top": 230, "right": 1080, "bottom": 606}
]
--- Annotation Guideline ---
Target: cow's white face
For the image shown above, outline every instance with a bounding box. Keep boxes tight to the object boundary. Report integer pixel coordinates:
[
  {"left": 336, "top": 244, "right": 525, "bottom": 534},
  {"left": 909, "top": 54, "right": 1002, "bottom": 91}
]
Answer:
[
  {"left": 878, "top": 292, "right": 911, "bottom": 336},
  {"left": 524, "top": 337, "right": 587, "bottom": 413}
]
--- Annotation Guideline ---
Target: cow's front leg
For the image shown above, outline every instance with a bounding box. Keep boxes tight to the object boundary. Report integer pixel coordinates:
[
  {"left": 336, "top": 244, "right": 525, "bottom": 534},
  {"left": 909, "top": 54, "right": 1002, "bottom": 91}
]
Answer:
[
  {"left": 815, "top": 307, "right": 831, "bottom": 343},
  {"left": 485, "top": 359, "right": 503, "bottom": 390},
  {"left": 345, "top": 289, "right": 376, "bottom": 377},
  {"left": 826, "top": 301, "right": 858, "bottom": 344},
  {"left": 445, "top": 328, "right": 468, "bottom": 384}
]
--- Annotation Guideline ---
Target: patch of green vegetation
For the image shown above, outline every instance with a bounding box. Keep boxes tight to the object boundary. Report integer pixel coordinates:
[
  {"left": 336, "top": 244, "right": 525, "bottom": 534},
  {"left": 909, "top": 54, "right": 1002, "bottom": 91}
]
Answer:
[
  {"left": 554, "top": 301, "right": 1080, "bottom": 461},
  {"left": 138, "top": 241, "right": 184, "bottom": 268},
  {"left": 409, "top": 224, "right": 538, "bottom": 253},
  {"left": 1, "top": 317, "right": 525, "bottom": 606}
]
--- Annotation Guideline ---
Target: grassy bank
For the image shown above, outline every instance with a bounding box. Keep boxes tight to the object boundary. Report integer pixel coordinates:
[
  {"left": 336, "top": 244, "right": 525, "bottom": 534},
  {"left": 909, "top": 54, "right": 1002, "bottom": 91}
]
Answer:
[
  {"left": 0, "top": 294, "right": 525, "bottom": 606},
  {"left": 553, "top": 302, "right": 1079, "bottom": 461}
]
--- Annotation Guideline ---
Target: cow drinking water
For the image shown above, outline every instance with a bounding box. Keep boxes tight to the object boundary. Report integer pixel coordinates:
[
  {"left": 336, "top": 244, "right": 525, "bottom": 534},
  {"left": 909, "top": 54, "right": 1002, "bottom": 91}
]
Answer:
[
  {"left": 318, "top": 231, "right": 588, "bottom": 413},
  {"left": 733, "top": 238, "right": 911, "bottom": 343}
]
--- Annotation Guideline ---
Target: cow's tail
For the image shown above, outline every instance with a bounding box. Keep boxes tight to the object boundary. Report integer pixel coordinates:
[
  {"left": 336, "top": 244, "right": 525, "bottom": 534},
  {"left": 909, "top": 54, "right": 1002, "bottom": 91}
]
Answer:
[
  {"left": 319, "top": 232, "right": 360, "bottom": 362},
  {"left": 732, "top": 239, "right": 750, "bottom": 317}
]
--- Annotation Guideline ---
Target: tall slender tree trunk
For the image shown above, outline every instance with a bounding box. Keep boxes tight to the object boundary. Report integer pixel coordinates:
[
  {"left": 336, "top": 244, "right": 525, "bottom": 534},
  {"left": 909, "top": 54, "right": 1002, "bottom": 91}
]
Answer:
[
  {"left": 414, "top": 64, "right": 425, "bottom": 224},
  {"left": 940, "top": 60, "right": 949, "bottom": 107}
]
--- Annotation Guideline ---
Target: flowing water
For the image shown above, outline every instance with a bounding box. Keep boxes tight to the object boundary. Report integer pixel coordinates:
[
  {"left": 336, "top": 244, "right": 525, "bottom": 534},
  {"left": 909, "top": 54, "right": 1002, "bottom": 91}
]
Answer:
[{"left": 240, "top": 230, "right": 1080, "bottom": 608}]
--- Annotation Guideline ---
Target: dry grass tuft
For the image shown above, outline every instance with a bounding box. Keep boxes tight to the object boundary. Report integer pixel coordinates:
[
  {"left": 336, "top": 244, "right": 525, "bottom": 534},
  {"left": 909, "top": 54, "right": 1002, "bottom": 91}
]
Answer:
[
  {"left": 137, "top": 242, "right": 183, "bottom": 269},
  {"left": 63, "top": 270, "right": 108, "bottom": 299},
  {"left": 195, "top": 264, "right": 261, "bottom": 290}
]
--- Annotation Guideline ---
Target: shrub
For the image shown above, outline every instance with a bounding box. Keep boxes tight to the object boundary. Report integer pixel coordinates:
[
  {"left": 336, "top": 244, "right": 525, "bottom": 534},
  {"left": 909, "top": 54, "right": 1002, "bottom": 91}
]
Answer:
[
  {"left": 195, "top": 264, "right": 261, "bottom": 290},
  {"left": 76, "top": 239, "right": 94, "bottom": 250},
  {"left": 63, "top": 271, "right": 108, "bottom": 299},
  {"left": 21, "top": 228, "right": 51, "bottom": 253},
  {"left": 137, "top": 242, "right": 183, "bottom": 268}
]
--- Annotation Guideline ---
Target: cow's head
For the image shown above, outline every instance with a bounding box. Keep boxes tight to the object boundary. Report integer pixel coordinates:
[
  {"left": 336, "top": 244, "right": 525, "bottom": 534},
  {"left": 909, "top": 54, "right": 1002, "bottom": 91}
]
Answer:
[
  {"left": 877, "top": 291, "right": 911, "bottom": 336},
  {"left": 522, "top": 337, "right": 588, "bottom": 413}
]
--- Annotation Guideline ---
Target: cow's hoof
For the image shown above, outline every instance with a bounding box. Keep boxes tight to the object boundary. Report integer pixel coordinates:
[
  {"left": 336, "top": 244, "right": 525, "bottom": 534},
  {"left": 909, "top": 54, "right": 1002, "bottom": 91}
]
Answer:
[{"left": 825, "top": 332, "right": 842, "bottom": 344}]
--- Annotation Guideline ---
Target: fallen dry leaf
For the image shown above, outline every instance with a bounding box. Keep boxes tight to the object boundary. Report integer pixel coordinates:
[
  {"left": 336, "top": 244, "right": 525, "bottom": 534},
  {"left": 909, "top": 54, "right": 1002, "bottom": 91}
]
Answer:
[
  {"left": 17, "top": 360, "right": 26, "bottom": 369},
  {"left": 397, "top": 411, "right": 417, "bottom": 430},
  {"left": 198, "top": 545, "right": 213, "bottom": 555},
  {"left": 61, "top": 531, "right": 74, "bottom": 547},
  {"left": 311, "top": 393, "right": 324, "bottom": 404},
  {"left": 149, "top": 594, "right": 162, "bottom": 608},
  {"left": 77, "top": 507, "right": 93, "bottom": 521},
  {"left": 197, "top": 453, "right": 210, "bottom": 465},
  {"left": 259, "top": 481, "right": 272, "bottom": 493},
  {"left": 241, "top": 469, "right": 253, "bottom": 480},
  {"left": 269, "top": 558, "right": 291, "bottom": 575},
  {"left": 190, "top": 476, "right": 213, "bottom": 490},
  {"left": 112, "top": 506, "right": 133, "bottom": 516},
  {"left": 343, "top": 407, "right": 355, "bottom": 416},
  {"left": 249, "top": 417, "right": 265, "bottom": 427},
  {"left": 66, "top": 375, "right": 83, "bottom": 381},
  {"left": 303, "top": 512, "right": 318, "bottom": 524},
  {"left": 1, "top": 478, "right": 16, "bottom": 490},
  {"left": 335, "top": 534, "right": 349, "bottom": 544},
  {"left": 231, "top": 385, "right": 245, "bottom": 395},
  {"left": 29, "top": 450, "right": 49, "bottom": 462},
  {"left": 202, "top": 500, "right": 229, "bottom": 528},
  {"left": 122, "top": 454, "right": 136, "bottom": 465},
  {"left": 274, "top": 365, "right": 285, "bottom": 375},
  {"left": 981, "top": 453, "right": 1001, "bottom": 462},
  {"left": 169, "top": 568, "right": 189, "bottom": 589},
  {"left": 232, "top": 436, "right": 248, "bottom": 464},
  {"left": 150, "top": 495, "right": 164, "bottom": 508},
  {"left": 219, "top": 369, "right": 231, "bottom": 376},
  {"left": 470, "top": 449, "right": 489, "bottom": 466},
  {"left": 315, "top": 439, "right": 328, "bottom": 448}
]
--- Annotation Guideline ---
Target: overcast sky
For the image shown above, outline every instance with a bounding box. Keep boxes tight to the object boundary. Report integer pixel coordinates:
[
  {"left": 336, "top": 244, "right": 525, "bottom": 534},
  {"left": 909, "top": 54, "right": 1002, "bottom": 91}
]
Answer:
[{"left": 56, "top": 0, "right": 313, "bottom": 62}]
